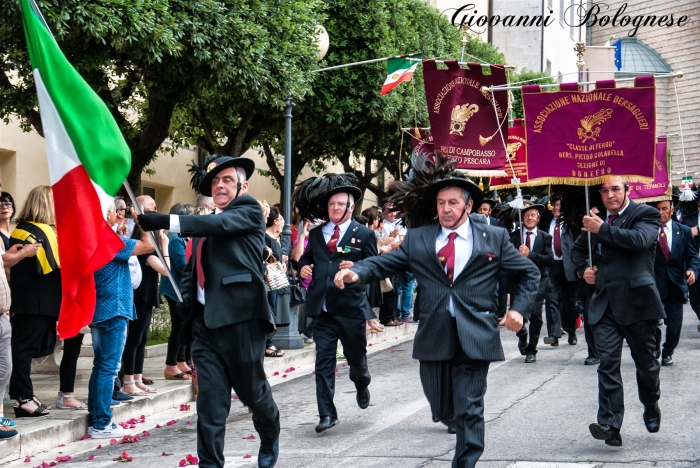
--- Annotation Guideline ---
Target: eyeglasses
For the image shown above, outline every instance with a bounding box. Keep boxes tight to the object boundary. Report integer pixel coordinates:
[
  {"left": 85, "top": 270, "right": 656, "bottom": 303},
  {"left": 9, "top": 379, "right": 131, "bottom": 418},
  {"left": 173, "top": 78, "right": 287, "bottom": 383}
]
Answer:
[
  {"left": 0, "top": 202, "right": 12, "bottom": 208},
  {"left": 599, "top": 187, "right": 624, "bottom": 195},
  {"left": 116, "top": 208, "right": 126, "bottom": 212}
]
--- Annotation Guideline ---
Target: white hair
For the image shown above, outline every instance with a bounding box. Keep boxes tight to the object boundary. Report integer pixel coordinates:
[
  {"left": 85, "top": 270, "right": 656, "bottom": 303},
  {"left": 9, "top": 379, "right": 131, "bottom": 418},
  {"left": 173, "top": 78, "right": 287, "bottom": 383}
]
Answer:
[{"left": 236, "top": 167, "right": 247, "bottom": 183}]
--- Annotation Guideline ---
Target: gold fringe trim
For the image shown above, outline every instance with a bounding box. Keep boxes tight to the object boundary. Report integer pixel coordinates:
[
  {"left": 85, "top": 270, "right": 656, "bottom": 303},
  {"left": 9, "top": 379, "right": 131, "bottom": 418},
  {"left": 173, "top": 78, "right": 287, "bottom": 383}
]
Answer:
[
  {"left": 459, "top": 169, "right": 508, "bottom": 177},
  {"left": 526, "top": 175, "right": 655, "bottom": 186},
  {"left": 488, "top": 180, "right": 544, "bottom": 190},
  {"left": 631, "top": 194, "right": 672, "bottom": 203}
]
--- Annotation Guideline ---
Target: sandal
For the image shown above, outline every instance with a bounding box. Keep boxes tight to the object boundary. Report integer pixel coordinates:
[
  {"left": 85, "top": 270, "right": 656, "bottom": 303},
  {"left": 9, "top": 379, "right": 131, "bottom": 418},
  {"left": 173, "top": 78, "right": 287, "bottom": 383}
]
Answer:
[
  {"left": 122, "top": 380, "right": 148, "bottom": 396},
  {"left": 14, "top": 398, "right": 50, "bottom": 418},
  {"left": 142, "top": 378, "right": 154, "bottom": 385},
  {"left": 164, "top": 372, "right": 190, "bottom": 381},
  {"left": 56, "top": 392, "right": 88, "bottom": 410},
  {"left": 134, "top": 379, "right": 157, "bottom": 394},
  {"left": 265, "top": 346, "right": 285, "bottom": 357},
  {"left": 0, "top": 426, "right": 17, "bottom": 440}
]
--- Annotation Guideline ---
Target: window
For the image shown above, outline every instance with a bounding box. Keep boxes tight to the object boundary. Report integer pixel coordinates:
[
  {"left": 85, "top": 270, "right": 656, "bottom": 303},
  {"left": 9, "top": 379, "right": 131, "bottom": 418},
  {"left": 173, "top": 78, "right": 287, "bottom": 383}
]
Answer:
[{"left": 141, "top": 186, "right": 156, "bottom": 199}]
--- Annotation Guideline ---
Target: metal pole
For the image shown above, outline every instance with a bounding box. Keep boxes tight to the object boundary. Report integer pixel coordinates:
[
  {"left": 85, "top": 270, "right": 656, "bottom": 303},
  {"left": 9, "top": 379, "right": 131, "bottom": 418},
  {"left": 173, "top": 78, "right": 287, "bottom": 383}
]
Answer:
[
  {"left": 282, "top": 98, "right": 294, "bottom": 238},
  {"left": 122, "top": 180, "right": 182, "bottom": 302},
  {"left": 482, "top": 71, "right": 681, "bottom": 91},
  {"left": 575, "top": 42, "right": 594, "bottom": 270}
]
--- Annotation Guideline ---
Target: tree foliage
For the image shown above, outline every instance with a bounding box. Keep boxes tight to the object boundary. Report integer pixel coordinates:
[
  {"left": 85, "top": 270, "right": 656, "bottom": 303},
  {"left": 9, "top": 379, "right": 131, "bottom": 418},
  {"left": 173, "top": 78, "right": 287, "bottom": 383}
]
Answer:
[{"left": 0, "top": 0, "right": 322, "bottom": 192}]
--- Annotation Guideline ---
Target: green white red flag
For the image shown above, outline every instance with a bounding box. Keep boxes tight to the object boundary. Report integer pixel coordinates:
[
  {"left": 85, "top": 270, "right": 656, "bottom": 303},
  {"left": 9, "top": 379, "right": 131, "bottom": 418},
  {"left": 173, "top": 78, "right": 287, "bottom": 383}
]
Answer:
[
  {"left": 21, "top": 0, "right": 130, "bottom": 338},
  {"left": 381, "top": 53, "right": 422, "bottom": 96}
]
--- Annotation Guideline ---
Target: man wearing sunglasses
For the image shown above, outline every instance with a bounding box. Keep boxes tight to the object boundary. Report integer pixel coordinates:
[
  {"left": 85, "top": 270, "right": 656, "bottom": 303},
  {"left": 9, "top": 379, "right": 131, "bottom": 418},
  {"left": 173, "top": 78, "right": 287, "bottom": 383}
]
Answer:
[{"left": 572, "top": 178, "right": 664, "bottom": 447}]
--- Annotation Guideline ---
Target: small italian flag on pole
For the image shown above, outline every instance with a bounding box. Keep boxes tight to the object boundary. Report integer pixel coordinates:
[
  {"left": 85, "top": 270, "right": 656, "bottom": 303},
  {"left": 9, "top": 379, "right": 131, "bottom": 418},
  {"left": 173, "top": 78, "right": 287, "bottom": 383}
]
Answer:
[
  {"left": 380, "top": 53, "right": 422, "bottom": 96},
  {"left": 21, "top": 0, "right": 131, "bottom": 338}
]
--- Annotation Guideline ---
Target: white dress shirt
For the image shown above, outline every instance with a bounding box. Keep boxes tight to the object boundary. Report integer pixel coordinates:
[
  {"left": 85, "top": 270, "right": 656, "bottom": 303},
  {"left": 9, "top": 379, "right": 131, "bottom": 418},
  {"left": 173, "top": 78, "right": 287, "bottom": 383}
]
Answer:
[
  {"left": 435, "top": 219, "right": 473, "bottom": 317},
  {"left": 660, "top": 220, "right": 673, "bottom": 252},
  {"left": 548, "top": 218, "right": 563, "bottom": 260},
  {"left": 169, "top": 208, "right": 223, "bottom": 305}
]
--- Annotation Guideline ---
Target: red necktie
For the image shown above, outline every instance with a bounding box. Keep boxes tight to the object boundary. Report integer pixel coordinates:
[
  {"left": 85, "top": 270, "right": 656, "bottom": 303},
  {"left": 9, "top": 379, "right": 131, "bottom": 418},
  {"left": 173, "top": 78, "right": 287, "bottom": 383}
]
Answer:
[
  {"left": 553, "top": 220, "right": 562, "bottom": 257},
  {"left": 608, "top": 214, "right": 618, "bottom": 225},
  {"left": 327, "top": 225, "right": 340, "bottom": 255},
  {"left": 437, "top": 232, "right": 458, "bottom": 283},
  {"left": 526, "top": 231, "right": 532, "bottom": 249},
  {"left": 196, "top": 237, "right": 206, "bottom": 288},
  {"left": 659, "top": 223, "right": 670, "bottom": 263}
]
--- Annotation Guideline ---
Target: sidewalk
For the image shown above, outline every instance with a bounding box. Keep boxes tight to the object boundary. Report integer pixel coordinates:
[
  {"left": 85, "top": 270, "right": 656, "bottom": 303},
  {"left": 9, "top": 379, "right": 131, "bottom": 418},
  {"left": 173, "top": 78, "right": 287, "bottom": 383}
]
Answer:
[{"left": 0, "top": 323, "right": 416, "bottom": 465}]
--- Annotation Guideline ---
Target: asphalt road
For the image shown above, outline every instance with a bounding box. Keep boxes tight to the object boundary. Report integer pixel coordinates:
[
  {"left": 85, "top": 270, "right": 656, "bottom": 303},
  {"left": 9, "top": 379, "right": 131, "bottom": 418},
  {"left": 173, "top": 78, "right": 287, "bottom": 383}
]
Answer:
[{"left": 56, "top": 305, "right": 700, "bottom": 468}]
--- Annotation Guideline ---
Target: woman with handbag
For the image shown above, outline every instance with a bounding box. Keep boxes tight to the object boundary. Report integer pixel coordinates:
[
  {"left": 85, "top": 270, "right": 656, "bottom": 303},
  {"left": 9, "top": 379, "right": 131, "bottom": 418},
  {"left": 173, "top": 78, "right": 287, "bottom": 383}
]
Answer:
[{"left": 264, "top": 207, "right": 286, "bottom": 357}]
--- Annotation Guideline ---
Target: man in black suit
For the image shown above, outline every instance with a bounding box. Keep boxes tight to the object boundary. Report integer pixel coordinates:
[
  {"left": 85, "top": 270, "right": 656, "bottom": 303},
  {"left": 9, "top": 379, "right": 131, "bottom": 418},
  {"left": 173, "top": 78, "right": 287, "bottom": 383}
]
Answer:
[
  {"left": 334, "top": 175, "right": 539, "bottom": 468},
  {"left": 651, "top": 199, "right": 700, "bottom": 366},
  {"left": 572, "top": 178, "right": 665, "bottom": 447},
  {"left": 510, "top": 202, "right": 554, "bottom": 363},
  {"left": 540, "top": 197, "right": 581, "bottom": 348},
  {"left": 138, "top": 157, "right": 280, "bottom": 468},
  {"left": 297, "top": 184, "right": 378, "bottom": 433},
  {"left": 681, "top": 196, "right": 700, "bottom": 330},
  {"left": 476, "top": 198, "right": 499, "bottom": 227}
]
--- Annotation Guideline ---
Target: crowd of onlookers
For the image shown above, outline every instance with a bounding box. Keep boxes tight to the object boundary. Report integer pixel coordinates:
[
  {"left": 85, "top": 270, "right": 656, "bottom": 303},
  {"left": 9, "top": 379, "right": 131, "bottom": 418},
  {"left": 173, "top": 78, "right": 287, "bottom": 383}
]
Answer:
[{"left": 0, "top": 185, "right": 416, "bottom": 440}]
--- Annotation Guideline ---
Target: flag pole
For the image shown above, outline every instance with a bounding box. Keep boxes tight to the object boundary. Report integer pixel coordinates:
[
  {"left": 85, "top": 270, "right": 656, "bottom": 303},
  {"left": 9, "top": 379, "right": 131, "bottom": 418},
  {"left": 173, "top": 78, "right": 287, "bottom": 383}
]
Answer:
[
  {"left": 482, "top": 71, "right": 681, "bottom": 92},
  {"left": 311, "top": 53, "right": 420, "bottom": 73},
  {"left": 122, "top": 180, "right": 183, "bottom": 302}
]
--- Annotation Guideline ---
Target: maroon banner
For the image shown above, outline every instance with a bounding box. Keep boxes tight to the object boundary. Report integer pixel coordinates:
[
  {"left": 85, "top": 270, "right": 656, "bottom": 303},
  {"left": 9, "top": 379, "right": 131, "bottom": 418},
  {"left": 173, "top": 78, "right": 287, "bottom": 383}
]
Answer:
[
  {"left": 628, "top": 135, "right": 670, "bottom": 202},
  {"left": 489, "top": 119, "right": 533, "bottom": 189},
  {"left": 408, "top": 128, "right": 434, "bottom": 157},
  {"left": 423, "top": 61, "right": 508, "bottom": 175},
  {"left": 522, "top": 77, "right": 656, "bottom": 184}
]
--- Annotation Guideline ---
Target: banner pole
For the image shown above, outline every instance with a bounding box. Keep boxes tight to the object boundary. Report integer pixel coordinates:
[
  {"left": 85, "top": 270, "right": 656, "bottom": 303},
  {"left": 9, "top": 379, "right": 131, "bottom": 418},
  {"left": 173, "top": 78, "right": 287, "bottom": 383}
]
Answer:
[
  {"left": 122, "top": 181, "right": 183, "bottom": 302},
  {"left": 575, "top": 42, "right": 594, "bottom": 270},
  {"left": 482, "top": 71, "right": 681, "bottom": 92},
  {"left": 585, "top": 183, "right": 593, "bottom": 269}
]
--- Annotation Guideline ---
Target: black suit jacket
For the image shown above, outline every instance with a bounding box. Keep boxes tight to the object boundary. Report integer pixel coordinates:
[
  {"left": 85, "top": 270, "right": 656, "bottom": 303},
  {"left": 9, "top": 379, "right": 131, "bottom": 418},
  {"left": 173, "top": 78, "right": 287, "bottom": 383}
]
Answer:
[
  {"left": 351, "top": 215, "right": 540, "bottom": 362},
  {"left": 654, "top": 220, "right": 700, "bottom": 302},
  {"left": 681, "top": 211, "right": 700, "bottom": 250},
  {"left": 572, "top": 200, "right": 665, "bottom": 325},
  {"left": 177, "top": 194, "right": 274, "bottom": 331},
  {"left": 298, "top": 219, "right": 378, "bottom": 320},
  {"left": 508, "top": 228, "right": 553, "bottom": 295}
]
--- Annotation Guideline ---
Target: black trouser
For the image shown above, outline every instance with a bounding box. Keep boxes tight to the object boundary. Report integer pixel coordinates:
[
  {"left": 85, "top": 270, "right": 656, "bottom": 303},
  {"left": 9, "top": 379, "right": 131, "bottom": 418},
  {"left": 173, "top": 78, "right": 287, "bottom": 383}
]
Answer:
[
  {"left": 515, "top": 293, "right": 546, "bottom": 354},
  {"left": 378, "top": 284, "right": 397, "bottom": 324},
  {"left": 121, "top": 299, "right": 153, "bottom": 375},
  {"left": 579, "top": 283, "right": 598, "bottom": 358},
  {"left": 60, "top": 333, "right": 85, "bottom": 393},
  {"left": 312, "top": 313, "right": 371, "bottom": 419},
  {"left": 9, "top": 314, "right": 56, "bottom": 400},
  {"left": 191, "top": 314, "right": 279, "bottom": 468},
  {"left": 297, "top": 303, "right": 312, "bottom": 338},
  {"left": 593, "top": 307, "right": 660, "bottom": 429},
  {"left": 546, "top": 262, "right": 580, "bottom": 337},
  {"left": 165, "top": 296, "right": 189, "bottom": 366},
  {"left": 419, "top": 349, "right": 490, "bottom": 468},
  {"left": 656, "top": 284, "right": 685, "bottom": 358},
  {"left": 688, "top": 280, "right": 700, "bottom": 322}
]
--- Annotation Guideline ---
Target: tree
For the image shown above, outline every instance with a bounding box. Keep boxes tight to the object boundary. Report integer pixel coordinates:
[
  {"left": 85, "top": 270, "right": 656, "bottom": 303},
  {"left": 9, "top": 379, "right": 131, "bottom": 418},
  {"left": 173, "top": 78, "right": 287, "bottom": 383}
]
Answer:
[
  {"left": 255, "top": 0, "right": 507, "bottom": 209},
  {"left": 509, "top": 68, "right": 558, "bottom": 119},
  {"left": 0, "top": 0, "right": 322, "bottom": 192}
]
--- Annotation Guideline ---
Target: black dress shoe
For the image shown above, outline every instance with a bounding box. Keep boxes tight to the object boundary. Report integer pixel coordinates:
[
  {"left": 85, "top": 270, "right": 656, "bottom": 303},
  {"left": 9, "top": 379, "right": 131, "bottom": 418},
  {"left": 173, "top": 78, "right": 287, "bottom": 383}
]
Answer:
[
  {"left": 589, "top": 423, "right": 622, "bottom": 446},
  {"left": 543, "top": 336, "right": 559, "bottom": 346},
  {"left": 643, "top": 403, "right": 661, "bottom": 433},
  {"left": 661, "top": 356, "right": 673, "bottom": 366},
  {"left": 258, "top": 439, "right": 279, "bottom": 468},
  {"left": 568, "top": 333, "right": 577, "bottom": 345},
  {"left": 356, "top": 388, "right": 370, "bottom": 409},
  {"left": 112, "top": 391, "right": 134, "bottom": 401},
  {"left": 447, "top": 424, "right": 456, "bottom": 434},
  {"left": 315, "top": 416, "right": 339, "bottom": 433},
  {"left": 652, "top": 349, "right": 661, "bottom": 359},
  {"left": 524, "top": 353, "right": 536, "bottom": 363},
  {"left": 517, "top": 331, "right": 528, "bottom": 355},
  {"left": 584, "top": 356, "right": 600, "bottom": 366}
]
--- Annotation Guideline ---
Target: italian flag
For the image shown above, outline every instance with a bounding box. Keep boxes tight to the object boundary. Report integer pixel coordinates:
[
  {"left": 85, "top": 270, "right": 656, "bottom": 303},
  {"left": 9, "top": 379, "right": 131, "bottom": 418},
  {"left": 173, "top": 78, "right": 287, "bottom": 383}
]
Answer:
[
  {"left": 21, "top": 0, "right": 130, "bottom": 338},
  {"left": 380, "top": 53, "right": 422, "bottom": 96}
]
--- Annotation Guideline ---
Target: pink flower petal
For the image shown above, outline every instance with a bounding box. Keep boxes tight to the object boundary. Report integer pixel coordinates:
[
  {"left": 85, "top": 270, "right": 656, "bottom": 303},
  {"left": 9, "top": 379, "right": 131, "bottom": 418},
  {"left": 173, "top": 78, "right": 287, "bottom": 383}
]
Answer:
[
  {"left": 390, "top": 350, "right": 396, "bottom": 353},
  {"left": 155, "top": 424, "right": 162, "bottom": 428},
  {"left": 273, "top": 371, "right": 279, "bottom": 376},
  {"left": 55, "top": 455, "right": 71, "bottom": 462},
  {"left": 342, "top": 364, "right": 347, "bottom": 367},
  {"left": 179, "top": 460, "right": 187, "bottom": 467},
  {"left": 58, "top": 444, "right": 65, "bottom": 447},
  {"left": 368, "top": 343, "right": 373, "bottom": 346},
  {"left": 334, "top": 368, "right": 339, "bottom": 373},
  {"left": 23, "top": 457, "right": 30, "bottom": 463},
  {"left": 311, "top": 371, "right": 315, "bottom": 374},
  {"left": 282, "top": 374, "right": 287, "bottom": 378},
  {"left": 87, "top": 455, "right": 95, "bottom": 461},
  {"left": 110, "top": 439, "right": 117, "bottom": 445},
  {"left": 80, "top": 434, "right": 92, "bottom": 440},
  {"left": 166, "top": 420, "right": 177, "bottom": 426},
  {"left": 142, "top": 431, "right": 150, "bottom": 437},
  {"left": 232, "top": 395, "right": 239, "bottom": 400},
  {"left": 49, "top": 462, "right": 57, "bottom": 467},
  {"left": 186, "top": 421, "right": 192, "bottom": 425},
  {"left": 243, "top": 454, "right": 252, "bottom": 459},
  {"left": 96, "top": 445, "right": 102, "bottom": 449},
  {"left": 180, "top": 404, "right": 191, "bottom": 411}
]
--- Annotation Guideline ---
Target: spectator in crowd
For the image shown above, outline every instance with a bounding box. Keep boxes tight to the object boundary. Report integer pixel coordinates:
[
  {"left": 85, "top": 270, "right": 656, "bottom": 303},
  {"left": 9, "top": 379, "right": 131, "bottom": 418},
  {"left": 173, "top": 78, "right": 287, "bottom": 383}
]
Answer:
[
  {"left": 121, "top": 196, "right": 169, "bottom": 394},
  {"left": 161, "top": 203, "right": 195, "bottom": 380},
  {"left": 264, "top": 206, "right": 286, "bottom": 358},
  {"left": 0, "top": 192, "right": 15, "bottom": 250},
  {"left": 291, "top": 219, "right": 315, "bottom": 344},
  {"left": 476, "top": 198, "right": 499, "bottom": 226},
  {"left": 114, "top": 196, "right": 132, "bottom": 238},
  {"left": 9, "top": 186, "right": 61, "bottom": 418},
  {"left": 88, "top": 201, "right": 154, "bottom": 438}
]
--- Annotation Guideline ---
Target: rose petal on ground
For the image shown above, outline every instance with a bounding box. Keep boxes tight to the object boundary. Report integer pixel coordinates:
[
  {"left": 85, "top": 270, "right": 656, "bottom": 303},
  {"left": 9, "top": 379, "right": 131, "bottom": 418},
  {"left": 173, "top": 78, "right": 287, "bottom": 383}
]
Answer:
[
  {"left": 142, "top": 431, "right": 150, "bottom": 437},
  {"left": 273, "top": 371, "right": 279, "bottom": 376},
  {"left": 55, "top": 455, "right": 71, "bottom": 462},
  {"left": 87, "top": 455, "right": 94, "bottom": 461},
  {"left": 80, "top": 434, "right": 92, "bottom": 440},
  {"left": 232, "top": 395, "right": 239, "bottom": 400},
  {"left": 155, "top": 424, "right": 161, "bottom": 428},
  {"left": 179, "top": 460, "right": 187, "bottom": 467},
  {"left": 368, "top": 343, "right": 373, "bottom": 346},
  {"left": 23, "top": 457, "right": 30, "bottom": 462},
  {"left": 282, "top": 374, "right": 287, "bottom": 378},
  {"left": 110, "top": 439, "right": 117, "bottom": 445},
  {"left": 243, "top": 454, "right": 252, "bottom": 459},
  {"left": 96, "top": 445, "right": 102, "bottom": 449},
  {"left": 390, "top": 350, "right": 396, "bottom": 353}
]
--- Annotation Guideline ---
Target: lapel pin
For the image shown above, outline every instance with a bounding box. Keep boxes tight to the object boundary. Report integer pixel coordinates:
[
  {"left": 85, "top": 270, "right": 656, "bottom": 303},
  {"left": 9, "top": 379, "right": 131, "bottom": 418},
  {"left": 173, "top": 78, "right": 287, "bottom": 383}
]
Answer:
[
  {"left": 483, "top": 232, "right": 486, "bottom": 237},
  {"left": 351, "top": 238, "right": 355, "bottom": 244}
]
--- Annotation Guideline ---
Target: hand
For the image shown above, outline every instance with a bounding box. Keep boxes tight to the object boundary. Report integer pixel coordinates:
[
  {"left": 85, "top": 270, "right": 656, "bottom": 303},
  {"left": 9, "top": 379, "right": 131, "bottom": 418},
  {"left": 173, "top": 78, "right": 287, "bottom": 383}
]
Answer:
[
  {"left": 390, "top": 242, "right": 401, "bottom": 250},
  {"left": 390, "top": 228, "right": 400, "bottom": 238},
  {"left": 582, "top": 209, "right": 604, "bottom": 234},
  {"left": 687, "top": 270, "right": 696, "bottom": 285},
  {"left": 379, "top": 245, "right": 392, "bottom": 254},
  {"left": 300, "top": 264, "right": 314, "bottom": 279},
  {"left": 518, "top": 245, "right": 530, "bottom": 257},
  {"left": 583, "top": 266, "right": 598, "bottom": 285},
  {"left": 499, "top": 310, "right": 524, "bottom": 332},
  {"left": 17, "top": 243, "right": 41, "bottom": 258},
  {"left": 117, "top": 220, "right": 128, "bottom": 236},
  {"left": 158, "top": 230, "right": 169, "bottom": 248},
  {"left": 334, "top": 269, "right": 359, "bottom": 289},
  {"left": 692, "top": 226, "right": 699, "bottom": 238},
  {"left": 282, "top": 255, "right": 288, "bottom": 264},
  {"left": 339, "top": 260, "right": 354, "bottom": 269},
  {"left": 301, "top": 222, "right": 311, "bottom": 238}
]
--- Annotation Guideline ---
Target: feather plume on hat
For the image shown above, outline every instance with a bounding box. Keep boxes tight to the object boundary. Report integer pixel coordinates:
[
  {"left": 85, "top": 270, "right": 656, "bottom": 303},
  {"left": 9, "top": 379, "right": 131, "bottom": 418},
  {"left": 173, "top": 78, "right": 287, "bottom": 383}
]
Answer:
[
  {"left": 385, "top": 150, "right": 460, "bottom": 228},
  {"left": 292, "top": 173, "right": 360, "bottom": 221}
]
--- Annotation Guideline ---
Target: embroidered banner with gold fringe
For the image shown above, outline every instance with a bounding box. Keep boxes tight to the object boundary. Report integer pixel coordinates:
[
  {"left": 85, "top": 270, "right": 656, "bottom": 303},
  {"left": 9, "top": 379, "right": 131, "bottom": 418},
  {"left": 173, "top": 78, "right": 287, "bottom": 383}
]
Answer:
[
  {"left": 423, "top": 60, "right": 508, "bottom": 176},
  {"left": 408, "top": 128, "right": 434, "bottom": 157},
  {"left": 522, "top": 77, "right": 656, "bottom": 185},
  {"left": 628, "top": 135, "right": 671, "bottom": 203},
  {"left": 489, "top": 118, "right": 538, "bottom": 189}
]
